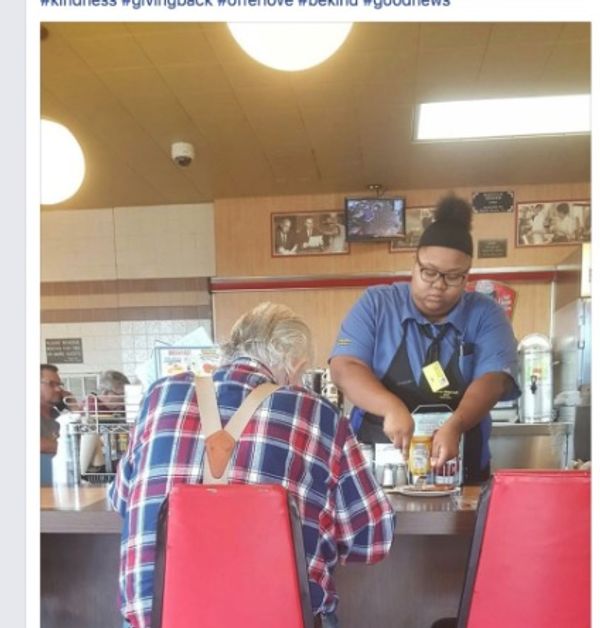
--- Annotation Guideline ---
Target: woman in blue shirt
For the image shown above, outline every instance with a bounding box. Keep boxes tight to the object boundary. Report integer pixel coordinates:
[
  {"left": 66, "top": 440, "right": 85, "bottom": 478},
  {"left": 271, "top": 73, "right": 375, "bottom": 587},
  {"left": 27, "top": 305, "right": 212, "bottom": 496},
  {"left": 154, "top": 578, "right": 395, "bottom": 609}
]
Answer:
[{"left": 329, "top": 195, "right": 520, "bottom": 484}]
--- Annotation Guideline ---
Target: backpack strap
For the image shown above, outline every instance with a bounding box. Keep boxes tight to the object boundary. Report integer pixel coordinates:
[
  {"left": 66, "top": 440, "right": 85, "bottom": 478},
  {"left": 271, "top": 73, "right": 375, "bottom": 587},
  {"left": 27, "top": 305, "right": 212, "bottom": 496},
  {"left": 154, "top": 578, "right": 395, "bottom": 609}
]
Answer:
[{"left": 194, "top": 376, "right": 280, "bottom": 484}]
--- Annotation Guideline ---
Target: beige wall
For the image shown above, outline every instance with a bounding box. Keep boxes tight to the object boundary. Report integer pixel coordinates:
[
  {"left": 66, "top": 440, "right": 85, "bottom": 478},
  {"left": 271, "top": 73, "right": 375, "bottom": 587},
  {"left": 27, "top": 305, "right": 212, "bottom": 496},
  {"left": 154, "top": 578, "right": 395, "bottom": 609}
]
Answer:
[
  {"left": 214, "top": 183, "right": 589, "bottom": 277},
  {"left": 40, "top": 182, "right": 589, "bottom": 371},
  {"left": 41, "top": 203, "right": 216, "bottom": 380},
  {"left": 212, "top": 281, "right": 551, "bottom": 367},
  {"left": 213, "top": 182, "right": 590, "bottom": 365},
  {"left": 41, "top": 203, "right": 215, "bottom": 281}
]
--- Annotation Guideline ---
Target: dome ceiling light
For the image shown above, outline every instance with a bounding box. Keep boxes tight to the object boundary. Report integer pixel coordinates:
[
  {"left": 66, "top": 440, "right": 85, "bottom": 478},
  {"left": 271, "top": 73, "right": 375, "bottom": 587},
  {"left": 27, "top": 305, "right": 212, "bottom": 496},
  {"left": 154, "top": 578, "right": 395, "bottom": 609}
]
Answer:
[
  {"left": 41, "top": 119, "right": 86, "bottom": 205},
  {"left": 227, "top": 22, "right": 353, "bottom": 72}
]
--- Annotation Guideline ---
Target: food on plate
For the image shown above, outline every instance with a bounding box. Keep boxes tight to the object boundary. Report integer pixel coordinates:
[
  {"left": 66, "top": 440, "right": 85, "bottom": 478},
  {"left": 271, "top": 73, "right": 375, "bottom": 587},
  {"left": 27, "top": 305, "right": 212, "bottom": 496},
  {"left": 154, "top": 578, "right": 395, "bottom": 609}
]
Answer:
[{"left": 404, "top": 484, "right": 456, "bottom": 492}]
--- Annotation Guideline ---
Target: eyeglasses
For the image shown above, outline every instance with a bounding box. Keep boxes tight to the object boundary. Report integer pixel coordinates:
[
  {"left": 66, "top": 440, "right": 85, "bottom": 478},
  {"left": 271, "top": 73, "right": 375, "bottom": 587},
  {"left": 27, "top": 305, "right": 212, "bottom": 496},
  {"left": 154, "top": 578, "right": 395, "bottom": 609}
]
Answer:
[
  {"left": 41, "top": 379, "right": 64, "bottom": 389},
  {"left": 416, "top": 253, "right": 469, "bottom": 287}
]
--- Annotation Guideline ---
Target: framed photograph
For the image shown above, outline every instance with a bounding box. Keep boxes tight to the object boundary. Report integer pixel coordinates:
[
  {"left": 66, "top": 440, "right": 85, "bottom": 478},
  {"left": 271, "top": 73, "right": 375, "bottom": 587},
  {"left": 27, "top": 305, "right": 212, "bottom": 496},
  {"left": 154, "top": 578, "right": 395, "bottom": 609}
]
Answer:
[
  {"left": 271, "top": 211, "right": 349, "bottom": 257},
  {"left": 154, "top": 346, "right": 220, "bottom": 380},
  {"left": 516, "top": 200, "right": 591, "bottom": 247},
  {"left": 390, "top": 207, "right": 435, "bottom": 251}
]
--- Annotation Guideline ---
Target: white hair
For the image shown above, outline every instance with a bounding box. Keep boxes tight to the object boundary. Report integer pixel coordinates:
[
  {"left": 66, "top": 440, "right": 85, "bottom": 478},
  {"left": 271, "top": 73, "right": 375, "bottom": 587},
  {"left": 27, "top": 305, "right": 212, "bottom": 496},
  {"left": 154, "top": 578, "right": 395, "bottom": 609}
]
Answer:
[
  {"left": 98, "top": 370, "right": 130, "bottom": 393},
  {"left": 220, "top": 302, "right": 314, "bottom": 380}
]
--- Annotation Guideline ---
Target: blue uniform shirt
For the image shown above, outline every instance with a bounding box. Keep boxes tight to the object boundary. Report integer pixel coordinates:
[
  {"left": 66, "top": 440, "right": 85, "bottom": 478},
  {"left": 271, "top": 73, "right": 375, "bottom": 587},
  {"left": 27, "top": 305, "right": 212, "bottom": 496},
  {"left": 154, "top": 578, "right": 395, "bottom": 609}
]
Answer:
[{"left": 330, "top": 283, "right": 521, "bottom": 468}]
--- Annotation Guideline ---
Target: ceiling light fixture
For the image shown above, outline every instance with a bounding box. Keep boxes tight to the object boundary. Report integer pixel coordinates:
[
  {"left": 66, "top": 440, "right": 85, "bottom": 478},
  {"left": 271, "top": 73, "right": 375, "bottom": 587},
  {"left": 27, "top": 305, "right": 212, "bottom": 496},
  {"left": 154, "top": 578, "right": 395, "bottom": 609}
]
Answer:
[
  {"left": 415, "top": 94, "right": 591, "bottom": 141},
  {"left": 41, "top": 119, "right": 85, "bottom": 205},
  {"left": 227, "top": 22, "right": 353, "bottom": 72}
]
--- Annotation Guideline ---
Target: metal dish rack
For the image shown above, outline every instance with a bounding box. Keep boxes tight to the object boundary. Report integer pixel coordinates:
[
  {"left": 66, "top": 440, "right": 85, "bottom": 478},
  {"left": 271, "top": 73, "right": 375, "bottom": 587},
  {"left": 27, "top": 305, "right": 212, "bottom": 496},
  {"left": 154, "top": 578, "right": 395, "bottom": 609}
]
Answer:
[
  {"left": 67, "top": 421, "right": 133, "bottom": 485},
  {"left": 66, "top": 394, "right": 138, "bottom": 485}
]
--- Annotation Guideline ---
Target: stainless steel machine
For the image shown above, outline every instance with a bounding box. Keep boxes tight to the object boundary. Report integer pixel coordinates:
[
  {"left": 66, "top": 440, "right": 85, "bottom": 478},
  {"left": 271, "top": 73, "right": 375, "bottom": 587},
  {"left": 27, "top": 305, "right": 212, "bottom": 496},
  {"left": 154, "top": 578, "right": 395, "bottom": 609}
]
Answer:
[{"left": 552, "top": 244, "right": 591, "bottom": 462}]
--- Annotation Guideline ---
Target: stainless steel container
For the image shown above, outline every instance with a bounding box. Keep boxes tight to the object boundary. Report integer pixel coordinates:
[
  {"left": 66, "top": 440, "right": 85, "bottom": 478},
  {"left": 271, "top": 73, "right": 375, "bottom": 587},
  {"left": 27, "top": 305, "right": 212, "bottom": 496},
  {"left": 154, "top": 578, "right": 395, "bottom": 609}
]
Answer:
[
  {"left": 395, "top": 462, "right": 408, "bottom": 486},
  {"left": 490, "top": 422, "right": 571, "bottom": 470},
  {"left": 518, "top": 333, "right": 553, "bottom": 423},
  {"left": 302, "top": 369, "right": 325, "bottom": 394}
]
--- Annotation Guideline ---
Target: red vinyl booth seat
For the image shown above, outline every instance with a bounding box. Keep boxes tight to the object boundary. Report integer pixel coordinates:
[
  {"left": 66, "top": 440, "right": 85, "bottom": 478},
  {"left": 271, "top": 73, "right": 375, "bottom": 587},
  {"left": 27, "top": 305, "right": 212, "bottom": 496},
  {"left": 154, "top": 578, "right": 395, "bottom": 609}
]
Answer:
[
  {"left": 151, "top": 484, "right": 314, "bottom": 628},
  {"left": 458, "top": 470, "right": 591, "bottom": 628}
]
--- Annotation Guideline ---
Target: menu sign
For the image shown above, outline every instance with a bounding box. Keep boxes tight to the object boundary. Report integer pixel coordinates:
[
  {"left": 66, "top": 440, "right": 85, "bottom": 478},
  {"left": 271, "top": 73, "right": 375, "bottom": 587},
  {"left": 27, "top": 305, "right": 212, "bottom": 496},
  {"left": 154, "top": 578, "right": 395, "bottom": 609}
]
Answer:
[
  {"left": 466, "top": 280, "right": 517, "bottom": 320},
  {"left": 45, "top": 338, "right": 83, "bottom": 364},
  {"left": 154, "top": 345, "right": 221, "bottom": 379},
  {"left": 472, "top": 191, "right": 514, "bottom": 213}
]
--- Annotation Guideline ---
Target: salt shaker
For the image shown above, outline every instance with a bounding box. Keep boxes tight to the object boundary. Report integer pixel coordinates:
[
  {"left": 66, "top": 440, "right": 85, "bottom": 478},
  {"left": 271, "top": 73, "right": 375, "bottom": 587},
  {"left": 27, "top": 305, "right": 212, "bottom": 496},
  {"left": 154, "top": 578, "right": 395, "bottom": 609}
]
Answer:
[{"left": 382, "top": 464, "right": 395, "bottom": 488}]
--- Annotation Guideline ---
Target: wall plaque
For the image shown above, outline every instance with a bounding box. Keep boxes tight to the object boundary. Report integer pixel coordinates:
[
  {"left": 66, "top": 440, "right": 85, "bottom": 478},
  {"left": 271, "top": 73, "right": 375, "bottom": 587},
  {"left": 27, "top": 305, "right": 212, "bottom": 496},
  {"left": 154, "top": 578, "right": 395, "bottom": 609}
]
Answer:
[
  {"left": 477, "top": 239, "right": 508, "bottom": 259},
  {"left": 472, "top": 191, "right": 514, "bottom": 213},
  {"left": 45, "top": 338, "right": 83, "bottom": 364}
]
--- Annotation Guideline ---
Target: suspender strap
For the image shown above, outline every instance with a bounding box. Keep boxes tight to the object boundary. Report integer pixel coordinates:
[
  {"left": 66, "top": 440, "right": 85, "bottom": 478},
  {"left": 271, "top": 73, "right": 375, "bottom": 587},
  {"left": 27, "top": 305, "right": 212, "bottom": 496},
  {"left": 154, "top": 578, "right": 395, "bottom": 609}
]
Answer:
[
  {"left": 194, "top": 376, "right": 280, "bottom": 484},
  {"left": 195, "top": 376, "right": 222, "bottom": 437}
]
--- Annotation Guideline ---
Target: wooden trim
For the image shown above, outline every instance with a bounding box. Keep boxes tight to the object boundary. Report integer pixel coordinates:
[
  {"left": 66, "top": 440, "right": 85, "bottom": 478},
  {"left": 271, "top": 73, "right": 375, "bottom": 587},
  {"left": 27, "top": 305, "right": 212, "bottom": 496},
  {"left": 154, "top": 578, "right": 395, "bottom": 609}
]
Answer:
[
  {"left": 41, "top": 305, "right": 212, "bottom": 323},
  {"left": 40, "top": 277, "right": 209, "bottom": 297},
  {"left": 210, "top": 268, "right": 558, "bottom": 293}
]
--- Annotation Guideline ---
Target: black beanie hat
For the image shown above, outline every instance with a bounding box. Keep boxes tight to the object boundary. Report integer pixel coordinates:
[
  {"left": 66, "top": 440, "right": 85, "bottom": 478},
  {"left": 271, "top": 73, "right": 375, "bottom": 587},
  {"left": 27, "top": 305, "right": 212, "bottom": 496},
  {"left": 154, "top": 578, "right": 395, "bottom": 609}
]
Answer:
[{"left": 418, "top": 195, "right": 473, "bottom": 256}]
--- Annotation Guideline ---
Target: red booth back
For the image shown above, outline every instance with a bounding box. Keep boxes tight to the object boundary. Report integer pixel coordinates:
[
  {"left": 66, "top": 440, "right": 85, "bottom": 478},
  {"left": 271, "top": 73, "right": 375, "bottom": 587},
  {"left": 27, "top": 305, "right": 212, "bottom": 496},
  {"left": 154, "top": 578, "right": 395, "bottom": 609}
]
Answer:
[
  {"left": 152, "top": 484, "right": 313, "bottom": 628},
  {"left": 461, "top": 470, "right": 590, "bottom": 628}
]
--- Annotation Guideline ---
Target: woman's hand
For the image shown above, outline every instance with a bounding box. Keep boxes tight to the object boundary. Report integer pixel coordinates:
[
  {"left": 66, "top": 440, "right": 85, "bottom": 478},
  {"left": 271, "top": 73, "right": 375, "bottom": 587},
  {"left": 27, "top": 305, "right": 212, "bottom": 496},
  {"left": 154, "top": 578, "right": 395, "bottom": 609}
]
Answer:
[
  {"left": 430, "top": 420, "right": 462, "bottom": 470},
  {"left": 383, "top": 407, "right": 415, "bottom": 457}
]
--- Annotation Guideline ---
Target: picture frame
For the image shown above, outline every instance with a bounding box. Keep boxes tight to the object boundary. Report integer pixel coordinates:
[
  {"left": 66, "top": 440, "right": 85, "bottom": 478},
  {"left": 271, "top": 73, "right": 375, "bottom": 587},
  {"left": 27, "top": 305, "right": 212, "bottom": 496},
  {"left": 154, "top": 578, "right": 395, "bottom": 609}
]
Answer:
[
  {"left": 389, "top": 207, "right": 435, "bottom": 252},
  {"left": 516, "top": 200, "right": 591, "bottom": 247},
  {"left": 271, "top": 211, "right": 349, "bottom": 257}
]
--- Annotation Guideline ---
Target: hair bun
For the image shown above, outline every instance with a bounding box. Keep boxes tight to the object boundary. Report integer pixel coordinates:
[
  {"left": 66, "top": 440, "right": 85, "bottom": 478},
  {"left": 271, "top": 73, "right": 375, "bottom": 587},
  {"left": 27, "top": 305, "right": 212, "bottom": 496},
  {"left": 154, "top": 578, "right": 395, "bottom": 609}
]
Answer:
[{"left": 434, "top": 195, "right": 473, "bottom": 231}]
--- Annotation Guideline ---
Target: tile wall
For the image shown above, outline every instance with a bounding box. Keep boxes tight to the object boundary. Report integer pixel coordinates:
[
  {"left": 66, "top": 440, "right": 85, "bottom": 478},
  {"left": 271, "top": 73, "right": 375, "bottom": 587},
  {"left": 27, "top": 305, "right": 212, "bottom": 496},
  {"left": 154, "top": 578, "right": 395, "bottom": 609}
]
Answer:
[
  {"left": 41, "top": 203, "right": 218, "bottom": 395},
  {"left": 41, "top": 318, "right": 212, "bottom": 387}
]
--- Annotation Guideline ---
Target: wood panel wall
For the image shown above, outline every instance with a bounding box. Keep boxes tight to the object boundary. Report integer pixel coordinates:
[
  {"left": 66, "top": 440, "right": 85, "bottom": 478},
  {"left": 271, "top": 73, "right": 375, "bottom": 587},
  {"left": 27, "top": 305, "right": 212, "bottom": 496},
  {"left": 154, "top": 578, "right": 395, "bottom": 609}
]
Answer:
[
  {"left": 212, "top": 280, "right": 550, "bottom": 367},
  {"left": 214, "top": 182, "right": 589, "bottom": 277},
  {"left": 213, "top": 181, "right": 588, "bottom": 366}
]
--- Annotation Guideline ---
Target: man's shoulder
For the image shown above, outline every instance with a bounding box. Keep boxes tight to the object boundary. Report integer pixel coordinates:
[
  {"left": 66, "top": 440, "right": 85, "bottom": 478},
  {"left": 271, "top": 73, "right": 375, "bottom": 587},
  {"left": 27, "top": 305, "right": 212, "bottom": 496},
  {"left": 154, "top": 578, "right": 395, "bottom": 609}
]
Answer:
[
  {"left": 273, "top": 386, "right": 341, "bottom": 429},
  {"left": 276, "top": 385, "right": 339, "bottom": 412},
  {"left": 147, "top": 371, "right": 196, "bottom": 397}
]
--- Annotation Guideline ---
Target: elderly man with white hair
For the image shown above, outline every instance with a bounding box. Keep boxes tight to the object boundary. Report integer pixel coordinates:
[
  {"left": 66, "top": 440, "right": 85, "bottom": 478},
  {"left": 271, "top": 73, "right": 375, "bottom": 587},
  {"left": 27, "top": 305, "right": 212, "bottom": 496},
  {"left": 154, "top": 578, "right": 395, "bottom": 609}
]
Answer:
[{"left": 110, "top": 302, "right": 395, "bottom": 628}]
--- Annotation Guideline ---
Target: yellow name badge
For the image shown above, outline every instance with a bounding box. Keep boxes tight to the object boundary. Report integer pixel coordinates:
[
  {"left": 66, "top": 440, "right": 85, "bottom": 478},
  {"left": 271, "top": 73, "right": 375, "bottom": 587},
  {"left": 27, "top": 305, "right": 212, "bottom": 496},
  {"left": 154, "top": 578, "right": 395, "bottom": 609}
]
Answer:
[{"left": 422, "top": 361, "right": 450, "bottom": 392}]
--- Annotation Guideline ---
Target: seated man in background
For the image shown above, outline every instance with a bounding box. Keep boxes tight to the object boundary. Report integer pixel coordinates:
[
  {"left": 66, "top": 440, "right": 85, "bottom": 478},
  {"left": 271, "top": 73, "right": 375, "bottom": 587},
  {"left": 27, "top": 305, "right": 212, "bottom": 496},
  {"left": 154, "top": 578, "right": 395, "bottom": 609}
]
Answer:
[
  {"left": 110, "top": 302, "right": 395, "bottom": 628},
  {"left": 83, "top": 369, "right": 130, "bottom": 419},
  {"left": 40, "top": 363, "right": 78, "bottom": 485},
  {"left": 80, "top": 370, "right": 131, "bottom": 475}
]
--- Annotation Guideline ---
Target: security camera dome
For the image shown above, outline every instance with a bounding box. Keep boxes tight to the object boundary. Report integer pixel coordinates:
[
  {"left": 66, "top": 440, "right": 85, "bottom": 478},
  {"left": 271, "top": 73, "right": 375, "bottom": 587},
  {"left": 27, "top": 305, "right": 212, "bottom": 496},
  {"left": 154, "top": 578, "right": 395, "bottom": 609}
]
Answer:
[{"left": 171, "top": 142, "right": 195, "bottom": 167}]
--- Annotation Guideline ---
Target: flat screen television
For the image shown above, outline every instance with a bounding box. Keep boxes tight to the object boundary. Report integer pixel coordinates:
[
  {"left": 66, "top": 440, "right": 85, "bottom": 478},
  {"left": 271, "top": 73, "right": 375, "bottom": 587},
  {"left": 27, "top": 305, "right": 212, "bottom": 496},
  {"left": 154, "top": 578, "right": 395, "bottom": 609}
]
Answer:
[{"left": 345, "top": 197, "right": 406, "bottom": 241}]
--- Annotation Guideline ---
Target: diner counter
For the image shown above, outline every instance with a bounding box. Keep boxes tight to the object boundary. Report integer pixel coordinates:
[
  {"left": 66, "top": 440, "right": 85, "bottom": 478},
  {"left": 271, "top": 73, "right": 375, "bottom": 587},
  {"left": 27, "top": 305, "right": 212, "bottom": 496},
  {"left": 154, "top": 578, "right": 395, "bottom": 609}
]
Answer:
[
  {"left": 41, "top": 484, "right": 481, "bottom": 536},
  {"left": 41, "top": 485, "right": 481, "bottom": 628}
]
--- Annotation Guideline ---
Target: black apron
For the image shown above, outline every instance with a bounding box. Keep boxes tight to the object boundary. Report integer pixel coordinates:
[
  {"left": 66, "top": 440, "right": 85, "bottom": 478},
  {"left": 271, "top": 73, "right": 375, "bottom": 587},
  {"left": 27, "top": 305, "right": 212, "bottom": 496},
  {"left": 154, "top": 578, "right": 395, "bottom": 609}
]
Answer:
[{"left": 358, "top": 322, "right": 489, "bottom": 485}]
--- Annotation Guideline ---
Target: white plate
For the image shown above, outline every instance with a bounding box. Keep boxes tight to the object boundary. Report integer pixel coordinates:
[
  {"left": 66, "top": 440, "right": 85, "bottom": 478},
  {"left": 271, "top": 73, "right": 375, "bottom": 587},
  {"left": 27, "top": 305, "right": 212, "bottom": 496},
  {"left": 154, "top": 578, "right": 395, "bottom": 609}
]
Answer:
[{"left": 389, "top": 486, "right": 460, "bottom": 498}]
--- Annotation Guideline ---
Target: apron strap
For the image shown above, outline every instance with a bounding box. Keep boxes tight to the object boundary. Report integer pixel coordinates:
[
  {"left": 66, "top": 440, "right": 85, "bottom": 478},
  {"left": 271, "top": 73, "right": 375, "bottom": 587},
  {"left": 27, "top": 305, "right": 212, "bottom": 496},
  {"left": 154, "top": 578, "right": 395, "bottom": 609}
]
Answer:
[{"left": 194, "top": 376, "right": 280, "bottom": 484}]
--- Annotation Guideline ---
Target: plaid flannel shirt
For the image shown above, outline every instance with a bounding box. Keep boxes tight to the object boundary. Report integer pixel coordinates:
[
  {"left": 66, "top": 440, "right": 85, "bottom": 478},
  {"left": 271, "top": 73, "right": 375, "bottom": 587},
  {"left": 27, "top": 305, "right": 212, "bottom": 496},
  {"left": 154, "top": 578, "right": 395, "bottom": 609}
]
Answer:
[{"left": 109, "top": 358, "right": 395, "bottom": 627}]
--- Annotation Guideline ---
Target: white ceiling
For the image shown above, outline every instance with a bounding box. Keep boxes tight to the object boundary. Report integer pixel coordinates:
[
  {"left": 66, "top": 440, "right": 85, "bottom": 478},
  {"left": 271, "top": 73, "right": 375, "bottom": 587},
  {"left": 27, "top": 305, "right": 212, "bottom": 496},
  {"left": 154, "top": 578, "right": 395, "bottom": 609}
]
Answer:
[{"left": 40, "top": 22, "right": 591, "bottom": 210}]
